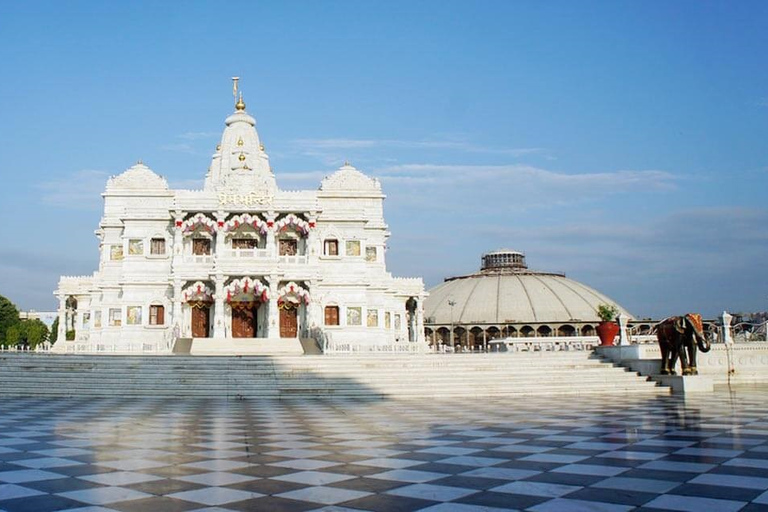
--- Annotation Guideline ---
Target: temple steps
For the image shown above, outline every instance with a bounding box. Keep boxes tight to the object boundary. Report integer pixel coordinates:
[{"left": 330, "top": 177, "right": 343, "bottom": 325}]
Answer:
[{"left": 0, "top": 352, "right": 667, "bottom": 398}]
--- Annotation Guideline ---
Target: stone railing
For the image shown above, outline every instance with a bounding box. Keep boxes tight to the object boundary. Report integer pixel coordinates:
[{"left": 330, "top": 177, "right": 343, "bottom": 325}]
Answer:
[
  {"left": 436, "top": 336, "right": 601, "bottom": 353},
  {"left": 278, "top": 254, "right": 308, "bottom": 264},
  {"left": 182, "top": 255, "right": 214, "bottom": 264},
  {"left": 323, "top": 332, "right": 426, "bottom": 355},
  {"left": 223, "top": 248, "right": 270, "bottom": 259}
]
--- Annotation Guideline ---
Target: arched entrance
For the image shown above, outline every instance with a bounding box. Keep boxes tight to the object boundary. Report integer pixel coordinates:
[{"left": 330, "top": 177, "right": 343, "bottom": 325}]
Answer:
[
  {"left": 183, "top": 281, "right": 214, "bottom": 338},
  {"left": 231, "top": 302, "right": 259, "bottom": 338},
  {"left": 277, "top": 282, "right": 310, "bottom": 339},
  {"left": 224, "top": 277, "right": 269, "bottom": 339},
  {"left": 190, "top": 301, "right": 211, "bottom": 338},
  {"left": 279, "top": 301, "right": 298, "bottom": 338}
]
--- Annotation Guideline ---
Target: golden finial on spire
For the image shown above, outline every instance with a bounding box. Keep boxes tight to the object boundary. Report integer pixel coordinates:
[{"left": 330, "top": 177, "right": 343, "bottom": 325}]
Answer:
[{"left": 235, "top": 92, "right": 246, "bottom": 111}]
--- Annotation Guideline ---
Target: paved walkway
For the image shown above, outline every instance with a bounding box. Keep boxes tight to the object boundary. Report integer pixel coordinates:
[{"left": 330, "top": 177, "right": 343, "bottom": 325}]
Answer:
[{"left": 1, "top": 388, "right": 767, "bottom": 511}]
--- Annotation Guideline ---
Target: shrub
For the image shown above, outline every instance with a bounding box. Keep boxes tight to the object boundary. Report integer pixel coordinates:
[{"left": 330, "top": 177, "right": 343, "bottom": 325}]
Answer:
[{"left": 597, "top": 304, "right": 619, "bottom": 323}]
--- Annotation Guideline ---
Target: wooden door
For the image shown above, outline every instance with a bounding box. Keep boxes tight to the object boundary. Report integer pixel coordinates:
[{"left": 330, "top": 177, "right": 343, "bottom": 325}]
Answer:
[
  {"left": 191, "top": 304, "right": 210, "bottom": 338},
  {"left": 280, "top": 303, "right": 298, "bottom": 338},
  {"left": 232, "top": 304, "right": 257, "bottom": 338}
]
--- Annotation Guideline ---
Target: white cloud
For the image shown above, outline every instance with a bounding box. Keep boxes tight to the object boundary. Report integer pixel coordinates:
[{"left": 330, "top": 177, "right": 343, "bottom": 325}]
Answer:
[
  {"left": 374, "top": 163, "right": 677, "bottom": 213},
  {"left": 160, "top": 142, "right": 196, "bottom": 154},
  {"left": 293, "top": 137, "right": 546, "bottom": 157},
  {"left": 37, "top": 170, "right": 109, "bottom": 210},
  {"left": 178, "top": 131, "right": 220, "bottom": 141}
]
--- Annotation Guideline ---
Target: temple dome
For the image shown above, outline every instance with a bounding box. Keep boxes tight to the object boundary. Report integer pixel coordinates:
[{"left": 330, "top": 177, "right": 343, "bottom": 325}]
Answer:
[
  {"left": 424, "top": 250, "right": 632, "bottom": 325},
  {"left": 320, "top": 163, "right": 381, "bottom": 192},
  {"left": 107, "top": 162, "right": 168, "bottom": 190},
  {"left": 203, "top": 93, "right": 276, "bottom": 194}
]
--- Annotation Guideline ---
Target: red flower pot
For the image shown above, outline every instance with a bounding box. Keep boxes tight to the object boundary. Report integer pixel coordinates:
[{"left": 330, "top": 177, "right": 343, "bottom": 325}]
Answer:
[{"left": 597, "top": 321, "right": 620, "bottom": 346}]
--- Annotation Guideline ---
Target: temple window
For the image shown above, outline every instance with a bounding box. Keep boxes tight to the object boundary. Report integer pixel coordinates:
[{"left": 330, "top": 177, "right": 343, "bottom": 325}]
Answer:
[
  {"left": 128, "top": 239, "right": 144, "bottom": 256},
  {"left": 232, "top": 238, "right": 257, "bottom": 249},
  {"left": 324, "top": 239, "right": 339, "bottom": 256},
  {"left": 367, "top": 309, "right": 379, "bottom": 327},
  {"left": 192, "top": 238, "right": 211, "bottom": 255},
  {"left": 150, "top": 238, "right": 166, "bottom": 255},
  {"left": 110, "top": 245, "right": 124, "bottom": 261},
  {"left": 149, "top": 305, "right": 165, "bottom": 326},
  {"left": 279, "top": 238, "right": 298, "bottom": 256},
  {"left": 126, "top": 306, "right": 142, "bottom": 325},
  {"left": 347, "top": 307, "right": 362, "bottom": 326},
  {"left": 324, "top": 306, "right": 339, "bottom": 326},
  {"left": 365, "top": 246, "right": 377, "bottom": 262},
  {"left": 346, "top": 240, "right": 361, "bottom": 257},
  {"left": 109, "top": 308, "right": 121, "bottom": 326},
  {"left": 385, "top": 312, "right": 391, "bottom": 329}
]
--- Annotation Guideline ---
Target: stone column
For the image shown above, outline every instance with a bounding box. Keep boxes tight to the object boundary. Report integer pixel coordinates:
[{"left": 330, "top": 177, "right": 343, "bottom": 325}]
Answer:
[
  {"left": 172, "top": 211, "right": 184, "bottom": 259},
  {"left": 721, "top": 311, "right": 733, "bottom": 344},
  {"left": 265, "top": 212, "right": 277, "bottom": 258},
  {"left": 618, "top": 313, "right": 630, "bottom": 346},
  {"left": 56, "top": 295, "right": 67, "bottom": 343},
  {"left": 215, "top": 210, "right": 226, "bottom": 260},
  {"left": 416, "top": 296, "right": 425, "bottom": 344},
  {"left": 213, "top": 273, "right": 225, "bottom": 338},
  {"left": 172, "top": 280, "right": 182, "bottom": 334},
  {"left": 306, "top": 212, "right": 318, "bottom": 260},
  {"left": 267, "top": 275, "right": 280, "bottom": 338}
]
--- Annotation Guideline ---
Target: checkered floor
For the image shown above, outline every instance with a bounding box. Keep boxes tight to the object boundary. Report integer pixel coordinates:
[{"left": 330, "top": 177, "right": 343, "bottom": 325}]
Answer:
[{"left": 1, "top": 388, "right": 768, "bottom": 511}]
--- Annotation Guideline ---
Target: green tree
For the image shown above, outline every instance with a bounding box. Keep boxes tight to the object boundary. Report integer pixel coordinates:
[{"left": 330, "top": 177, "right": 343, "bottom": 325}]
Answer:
[
  {"left": 4, "top": 323, "right": 21, "bottom": 347},
  {"left": 50, "top": 317, "right": 59, "bottom": 343},
  {"left": 24, "top": 319, "right": 49, "bottom": 348},
  {"left": 3, "top": 319, "right": 49, "bottom": 349},
  {"left": 0, "top": 295, "right": 20, "bottom": 344}
]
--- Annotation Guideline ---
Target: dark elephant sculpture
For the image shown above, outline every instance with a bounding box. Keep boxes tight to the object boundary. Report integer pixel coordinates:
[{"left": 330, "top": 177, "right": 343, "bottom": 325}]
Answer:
[{"left": 656, "top": 313, "right": 711, "bottom": 375}]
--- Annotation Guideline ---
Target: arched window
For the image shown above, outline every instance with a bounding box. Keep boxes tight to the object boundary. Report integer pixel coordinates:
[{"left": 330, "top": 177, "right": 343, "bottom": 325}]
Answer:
[
  {"left": 149, "top": 305, "right": 165, "bottom": 326},
  {"left": 324, "top": 306, "right": 340, "bottom": 326},
  {"left": 324, "top": 239, "right": 339, "bottom": 256}
]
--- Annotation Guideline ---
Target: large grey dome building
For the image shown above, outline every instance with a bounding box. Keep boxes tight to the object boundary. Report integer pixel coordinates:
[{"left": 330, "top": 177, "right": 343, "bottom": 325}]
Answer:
[{"left": 424, "top": 249, "right": 633, "bottom": 348}]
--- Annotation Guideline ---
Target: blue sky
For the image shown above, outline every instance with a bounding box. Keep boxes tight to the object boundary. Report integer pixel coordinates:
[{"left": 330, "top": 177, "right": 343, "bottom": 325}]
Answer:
[{"left": 0, "top": 1, "right": 766, "bottom": 319}]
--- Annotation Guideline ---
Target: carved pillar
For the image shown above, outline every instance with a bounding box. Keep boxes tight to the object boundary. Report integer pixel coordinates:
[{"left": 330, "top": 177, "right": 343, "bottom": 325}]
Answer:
[
  {"left": 721, "top": 311, "right": 733, "bottom": 344},
  {"left": 416, "top": 296, "right": 425, "bottom": 344},
  {"left": 172, "top": 279, "right": 182, "bottom": 334},
  {"left": 267, "top": 275, "right": 280, "bottom": 338},
  {"left": 213, "top": 273, "right": 225, "bottom": 338},
  {"left": 215, "top": 210, "right": 226, "bottom": 261},
  {"left": 618, "top": 313, "right": 630, "bottom": 346},
  {"left": 265, "top": 211, "right": 277, "bottom": 258},
  {"left": 306, "top": 212, "right": 318, "bottom": 259},
  {"left": 56, "top": 295, "right": 67, "bottom": 343},
  {"left": 173, "top": 210, "right": 184, "bottom": 263}
]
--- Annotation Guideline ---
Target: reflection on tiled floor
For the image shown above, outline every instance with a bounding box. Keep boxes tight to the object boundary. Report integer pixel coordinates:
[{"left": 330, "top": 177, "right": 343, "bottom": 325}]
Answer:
[{"left": 1, "top": 388, "right": 768, "bottom": 511}]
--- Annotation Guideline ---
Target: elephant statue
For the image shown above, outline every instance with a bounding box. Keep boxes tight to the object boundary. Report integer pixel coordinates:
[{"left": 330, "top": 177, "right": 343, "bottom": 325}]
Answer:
[{"left": 656, "top": 313, "right": 711, "bottom": 375}]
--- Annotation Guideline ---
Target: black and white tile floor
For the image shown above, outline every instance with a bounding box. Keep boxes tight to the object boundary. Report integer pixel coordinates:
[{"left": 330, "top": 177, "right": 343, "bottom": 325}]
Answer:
[{"left": 1, "top": 388, "right": 768, "bottom": 511}]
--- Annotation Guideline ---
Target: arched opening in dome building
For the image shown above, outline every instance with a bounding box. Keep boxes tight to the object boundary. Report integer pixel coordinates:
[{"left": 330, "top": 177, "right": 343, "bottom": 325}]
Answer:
[{"left": 424, "top": 249, "right": 633, "bottom": 350}]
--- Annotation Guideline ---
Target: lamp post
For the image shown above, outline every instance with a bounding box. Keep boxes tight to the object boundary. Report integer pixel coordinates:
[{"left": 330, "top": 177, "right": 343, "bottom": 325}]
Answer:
[{"left": 448, "top": 299, "right": 456, "bottom": 351}]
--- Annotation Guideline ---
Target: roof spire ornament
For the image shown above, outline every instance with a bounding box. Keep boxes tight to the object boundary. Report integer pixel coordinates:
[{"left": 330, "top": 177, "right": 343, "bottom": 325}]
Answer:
[
  {"left": 235, "top": 92, "right": 246, "bottom": 111},
  {"left": 232, "top": 76, "right": 239, "bottom": 99}
]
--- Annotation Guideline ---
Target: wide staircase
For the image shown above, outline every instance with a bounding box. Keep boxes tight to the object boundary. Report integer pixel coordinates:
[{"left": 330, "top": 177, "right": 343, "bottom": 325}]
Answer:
[{"left": 0, "top": 352, "right": 667, "bottom": 399}]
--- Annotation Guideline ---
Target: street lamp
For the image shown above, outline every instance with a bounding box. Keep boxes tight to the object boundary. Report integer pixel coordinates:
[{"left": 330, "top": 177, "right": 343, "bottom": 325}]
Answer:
[{"left": 448, "top": 299, "right": 456, "bottom": 351}]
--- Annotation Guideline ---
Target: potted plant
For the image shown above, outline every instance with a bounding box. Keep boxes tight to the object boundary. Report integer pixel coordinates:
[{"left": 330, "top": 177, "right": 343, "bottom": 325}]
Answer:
[{"left": 596, "top": 304, "right": 620, "bottom": 346}]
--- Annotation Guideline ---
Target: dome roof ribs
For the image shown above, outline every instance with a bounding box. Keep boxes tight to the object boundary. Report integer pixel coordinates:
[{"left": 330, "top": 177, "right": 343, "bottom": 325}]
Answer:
[
  {"left": 533, "top": 275, "right": 574, "bottom": 320},
  {"left": 425, "top": 249, "right": 633, "bottom": 325},
  {"left": 458, "top": 277, "right": 483, "bottom": 322},
  {"left": 495, "top": 274, "right": 502, "bottom": 323},
  {"left": 558, "top": 278, "right": 612, "bottom": 314},
  {"left": 517, "top": 274, "right": 539, "bottom": 322}
]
